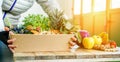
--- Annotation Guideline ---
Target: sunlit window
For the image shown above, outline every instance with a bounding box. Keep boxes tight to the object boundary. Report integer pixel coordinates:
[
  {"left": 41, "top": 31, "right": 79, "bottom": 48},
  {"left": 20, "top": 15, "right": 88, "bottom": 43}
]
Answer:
[
  {"left": 74, "top": 0, "right": 91, "bottom": 14},
  {"left": 74, "top": 0, "right": 120, "bottom": 15},
  {"left": 111, "top": 0, "right": 120, "bottom": 8},
  {"left": 83, "top": 0, "right": 91, "bottom": 13},
  {"left": 74, "top": 0, "right": 81, "bottom": 14},
  {"left": 94, "top": 0, "right": 106, "bottom": 12}
]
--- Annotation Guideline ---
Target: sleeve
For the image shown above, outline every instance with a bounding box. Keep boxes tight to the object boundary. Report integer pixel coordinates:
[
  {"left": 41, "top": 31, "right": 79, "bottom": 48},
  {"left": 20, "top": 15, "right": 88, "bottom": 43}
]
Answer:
[
  {"left": 0, "top": 0, "right": 5, "bottom": 31},
  {"left": 36, "top": 0, "right": 61, "bottom": 13},
  {"left": 2, "top": 0, "right": 34, "bottom": 26},
  {"left": 4, "top": 13, "right": 21, "bottom": 26},
  {"left": 36, "top": 0, "right": 68, "bottom": 20}
]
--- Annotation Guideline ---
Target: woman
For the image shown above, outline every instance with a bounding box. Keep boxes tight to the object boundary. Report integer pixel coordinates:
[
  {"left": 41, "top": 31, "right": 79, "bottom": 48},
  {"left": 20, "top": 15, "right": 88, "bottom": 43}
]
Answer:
[
  {"left": 0, "top": 0, "right": 16, "bottom": 62},
  {"left": 0, "top": 0, "right": 64, "bottom": 62}
]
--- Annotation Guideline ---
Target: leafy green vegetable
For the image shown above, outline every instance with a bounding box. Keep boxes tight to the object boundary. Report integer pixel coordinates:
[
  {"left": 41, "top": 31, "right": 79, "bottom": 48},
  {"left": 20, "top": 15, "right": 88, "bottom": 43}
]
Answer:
[
  {"left": 23, "top": 14, "right": 50, "bottom": 32},
  {"left": 75, "top": 32, "right": 82, "bottom": 43}
]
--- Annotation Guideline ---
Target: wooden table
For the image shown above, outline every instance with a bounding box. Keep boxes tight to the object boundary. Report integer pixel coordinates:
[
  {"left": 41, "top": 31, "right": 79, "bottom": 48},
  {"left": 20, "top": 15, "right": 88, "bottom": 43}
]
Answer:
[{"left": 14, "top": 47, "right": 120, "bottom": 62}]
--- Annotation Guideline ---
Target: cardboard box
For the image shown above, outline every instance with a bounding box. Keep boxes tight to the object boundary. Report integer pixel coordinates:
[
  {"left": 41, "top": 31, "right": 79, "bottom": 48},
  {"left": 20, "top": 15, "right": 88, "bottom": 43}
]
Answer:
[{"left": 10, "top": 34, "right": 74, "bottom": 52}]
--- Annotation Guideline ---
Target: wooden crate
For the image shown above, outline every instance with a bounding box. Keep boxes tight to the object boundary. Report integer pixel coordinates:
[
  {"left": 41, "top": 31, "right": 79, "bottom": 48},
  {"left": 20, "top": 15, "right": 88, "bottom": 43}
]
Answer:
[{"left": 11, "top": 34, "right": 74, "bottom": 52}]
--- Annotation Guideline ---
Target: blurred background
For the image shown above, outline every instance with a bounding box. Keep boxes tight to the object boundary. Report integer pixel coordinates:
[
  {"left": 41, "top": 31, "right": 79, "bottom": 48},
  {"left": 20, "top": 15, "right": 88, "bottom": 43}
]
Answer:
[{"left": 19, "top": 0, "right": 120, "bottom": 46}]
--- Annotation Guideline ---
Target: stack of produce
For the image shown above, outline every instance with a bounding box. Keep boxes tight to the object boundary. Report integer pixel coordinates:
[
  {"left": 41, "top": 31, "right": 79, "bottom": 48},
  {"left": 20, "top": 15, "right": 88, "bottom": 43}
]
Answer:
[
  {"left": 8, "top": 9, "right": 79, "bottom": 34},
  {"left": 75, "top": 30, "right": 118, "bottom": 52}
]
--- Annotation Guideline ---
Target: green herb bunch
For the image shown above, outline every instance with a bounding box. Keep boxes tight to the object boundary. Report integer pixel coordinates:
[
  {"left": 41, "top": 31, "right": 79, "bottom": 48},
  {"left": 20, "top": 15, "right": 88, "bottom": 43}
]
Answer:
[{"left": 23, "top": 14, "right": 50, "bottom": 33}]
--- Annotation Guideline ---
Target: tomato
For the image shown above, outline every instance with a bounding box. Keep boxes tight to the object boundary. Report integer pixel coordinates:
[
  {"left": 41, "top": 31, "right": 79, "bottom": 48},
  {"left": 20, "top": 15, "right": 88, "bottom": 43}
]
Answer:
[{"left": 110, "top": 41, "right": 117, "bottom": 48}]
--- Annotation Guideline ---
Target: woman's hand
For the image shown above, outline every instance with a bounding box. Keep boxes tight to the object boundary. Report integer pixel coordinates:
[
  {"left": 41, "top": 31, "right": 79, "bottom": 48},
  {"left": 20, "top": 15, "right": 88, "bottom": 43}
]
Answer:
[
  {"left": 5, "top": 27, "right": 17, "bottom": 53},
  {"left": 7, "top": 37, "right": 16, "bottom": 53},
  {"left": 69, "top": 36, "right": 78, "bottom": 48},
  {"left": 68, "top": 36, "right": 80, "bottom": 52},
  {"left": 69, "top": 36, "right": 84, "bottom": 51}
]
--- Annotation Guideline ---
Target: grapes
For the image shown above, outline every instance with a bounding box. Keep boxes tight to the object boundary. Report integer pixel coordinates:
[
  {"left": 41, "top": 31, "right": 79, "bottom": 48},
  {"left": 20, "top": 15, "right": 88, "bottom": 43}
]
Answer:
[
  {"left": 11, "top": 26, "right": 26, "bottom": 34},
  {"left": 11, "top": 25, "right": 39, "bottom": 34}
]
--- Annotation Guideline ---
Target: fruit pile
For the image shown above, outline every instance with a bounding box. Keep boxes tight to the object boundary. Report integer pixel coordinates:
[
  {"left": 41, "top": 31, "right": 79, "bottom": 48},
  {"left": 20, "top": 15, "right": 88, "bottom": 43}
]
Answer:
[{"left": 75, "top": 30, "right": 117, "bottom": 52}]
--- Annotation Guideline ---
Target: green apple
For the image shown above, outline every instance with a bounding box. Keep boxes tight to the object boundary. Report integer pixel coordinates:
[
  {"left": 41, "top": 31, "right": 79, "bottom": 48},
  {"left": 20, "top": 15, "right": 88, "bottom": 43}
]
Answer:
[
  {"left": 82, "top": 37, "right": 94, "bottom": 49},
  {"left": 93, "top": 35, "right": 102, "bottom": 45}
]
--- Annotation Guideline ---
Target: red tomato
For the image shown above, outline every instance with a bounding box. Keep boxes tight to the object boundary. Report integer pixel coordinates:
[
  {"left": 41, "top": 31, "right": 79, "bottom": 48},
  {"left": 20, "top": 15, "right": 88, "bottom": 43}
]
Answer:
[{"left": 110, "top": 41, "right": 117, "bottom": 48}]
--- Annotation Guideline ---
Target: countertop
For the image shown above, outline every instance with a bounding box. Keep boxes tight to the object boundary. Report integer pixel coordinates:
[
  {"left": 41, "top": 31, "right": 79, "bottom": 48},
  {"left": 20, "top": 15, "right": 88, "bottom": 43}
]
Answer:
[{"left": 14, "top": 47, "right": 120, "bottom": 62}]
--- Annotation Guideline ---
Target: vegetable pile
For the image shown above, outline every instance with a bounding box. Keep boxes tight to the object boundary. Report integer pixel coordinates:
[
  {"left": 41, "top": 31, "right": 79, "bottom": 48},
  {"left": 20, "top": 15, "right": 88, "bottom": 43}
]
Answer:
[{"left": 10, "top": 9, "right": 79, "bottom": 34}]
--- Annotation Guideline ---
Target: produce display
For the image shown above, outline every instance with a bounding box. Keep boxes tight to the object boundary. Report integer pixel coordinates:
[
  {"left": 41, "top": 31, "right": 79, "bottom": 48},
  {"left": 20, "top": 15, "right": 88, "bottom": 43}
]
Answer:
[
  {"left": 12, "top": 9, "right": 80, "bottom": 34},
  {"left": 6, "top": 9, "right": 80, "bottom": 52},
  {"left": 74, "top": 30, "right": 118, "bottom": 52},
  {"left": 4, "top": 9, "right": 118, "bottom": 52},
  {"left": 6, "top": 9, "right": 79, "bottom": 34}
]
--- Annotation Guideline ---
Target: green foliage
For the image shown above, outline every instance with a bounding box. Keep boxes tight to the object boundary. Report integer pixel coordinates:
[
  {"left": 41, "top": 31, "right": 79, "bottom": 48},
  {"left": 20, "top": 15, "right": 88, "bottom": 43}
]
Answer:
[
  {"left": 75, "top": 32, "right": 82, "bottom": 43},
  {"left": 23, "top": 14, "right": 50, "bottom": 31}
]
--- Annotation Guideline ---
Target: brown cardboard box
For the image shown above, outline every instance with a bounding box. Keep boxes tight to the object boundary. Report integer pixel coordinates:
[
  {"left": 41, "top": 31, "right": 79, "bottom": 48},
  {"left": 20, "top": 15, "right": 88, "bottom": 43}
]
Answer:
[{"left": 10, "top": 34, "right": 74, "bottom": 52}]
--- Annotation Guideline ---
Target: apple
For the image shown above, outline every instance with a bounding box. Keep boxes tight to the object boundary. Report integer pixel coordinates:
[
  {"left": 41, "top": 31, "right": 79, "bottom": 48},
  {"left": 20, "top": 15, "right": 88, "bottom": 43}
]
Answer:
[
  {"left": 82, "top": 37, "right": 94, "bottom": 49},
  {"left": 79, "top": 30, "right": 90, "bottom": 39},
  {"left": 93, "top": 35, "right": 102, "bottom": 45}
]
